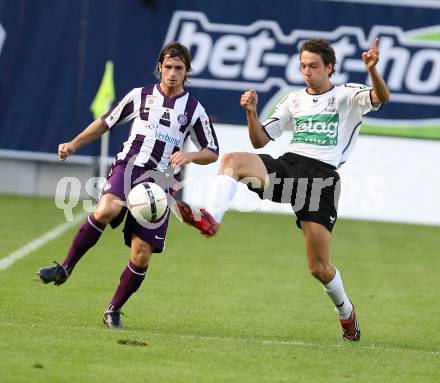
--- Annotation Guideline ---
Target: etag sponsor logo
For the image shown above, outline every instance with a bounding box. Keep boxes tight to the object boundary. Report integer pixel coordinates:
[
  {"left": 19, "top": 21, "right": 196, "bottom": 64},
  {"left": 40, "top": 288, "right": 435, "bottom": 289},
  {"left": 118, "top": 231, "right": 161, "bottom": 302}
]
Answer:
[
  {"left": 293, "top": 114, "right": 339, "bottom": 146},
  {"left": 165, "top": 11, "right": 440, "bottom": 125}
]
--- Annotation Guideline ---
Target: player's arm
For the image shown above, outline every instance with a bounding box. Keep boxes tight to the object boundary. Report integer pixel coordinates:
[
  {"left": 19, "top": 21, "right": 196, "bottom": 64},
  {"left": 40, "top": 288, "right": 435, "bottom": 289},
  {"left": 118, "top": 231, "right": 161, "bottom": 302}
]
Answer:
[
  {"left": 362, "top": 38, "right": 390, "bottom": 106},
  {"left": 178, "top": 108, "right": 220, "bottom": 167},
  {"left": 241, "top": 90, "right": 270, "bottom": 149},
  {"left": 170, "top": 148, "right": 218, "bottom": 167},
  {"left": 58, "top": 118, "right": 107, "bottom": 161}
]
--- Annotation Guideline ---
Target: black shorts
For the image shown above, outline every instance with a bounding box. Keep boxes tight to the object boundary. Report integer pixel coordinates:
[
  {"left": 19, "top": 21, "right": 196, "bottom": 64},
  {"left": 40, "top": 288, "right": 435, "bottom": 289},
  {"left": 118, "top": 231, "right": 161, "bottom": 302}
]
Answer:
[{"left": 247, "top": 152, "right": 341, "bottom": 232}]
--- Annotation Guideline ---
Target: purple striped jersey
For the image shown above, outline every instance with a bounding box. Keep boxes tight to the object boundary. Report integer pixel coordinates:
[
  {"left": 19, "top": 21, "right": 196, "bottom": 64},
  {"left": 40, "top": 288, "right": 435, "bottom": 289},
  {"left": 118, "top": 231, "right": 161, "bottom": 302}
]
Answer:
[{"left": 101, "top": 83, "right": 219, "bottom": 169}]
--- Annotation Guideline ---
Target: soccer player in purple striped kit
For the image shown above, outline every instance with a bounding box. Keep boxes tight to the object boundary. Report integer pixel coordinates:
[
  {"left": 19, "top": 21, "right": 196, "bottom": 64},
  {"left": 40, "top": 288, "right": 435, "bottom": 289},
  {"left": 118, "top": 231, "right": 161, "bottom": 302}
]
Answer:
[{"left": 37, "top": 42, "right": 219, "bottom": 328}]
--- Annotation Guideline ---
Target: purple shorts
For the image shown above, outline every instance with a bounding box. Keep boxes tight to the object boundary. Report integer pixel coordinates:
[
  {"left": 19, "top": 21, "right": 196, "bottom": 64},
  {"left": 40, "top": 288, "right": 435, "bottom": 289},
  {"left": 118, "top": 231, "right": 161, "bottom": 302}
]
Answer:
[{"left": 101, "top": 162, "right": 171, "bottom": 253}]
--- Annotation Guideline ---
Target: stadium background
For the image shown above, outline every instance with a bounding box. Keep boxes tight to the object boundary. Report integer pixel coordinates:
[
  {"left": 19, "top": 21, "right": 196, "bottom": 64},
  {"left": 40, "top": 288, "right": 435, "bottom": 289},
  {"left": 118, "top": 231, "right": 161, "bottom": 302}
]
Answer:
[
  {"left": 2, "top": 0, "right": 439, "bottom": 224},
  {"left": 0, "top": 1, "right": 439, "bottom": 382},
  {"left": 2, "top": 0, "right": 440, "bottom": 154}
]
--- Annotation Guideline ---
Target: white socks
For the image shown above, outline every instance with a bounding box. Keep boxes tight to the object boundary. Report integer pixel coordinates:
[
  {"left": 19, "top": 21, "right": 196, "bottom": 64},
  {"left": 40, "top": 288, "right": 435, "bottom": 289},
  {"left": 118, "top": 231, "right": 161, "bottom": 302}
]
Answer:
[
  {"left": 323, "top": 268, "right": 353, "bottom": 320},
  {"left": 206, "top": 174, "right": 238, "bottom": 223}
]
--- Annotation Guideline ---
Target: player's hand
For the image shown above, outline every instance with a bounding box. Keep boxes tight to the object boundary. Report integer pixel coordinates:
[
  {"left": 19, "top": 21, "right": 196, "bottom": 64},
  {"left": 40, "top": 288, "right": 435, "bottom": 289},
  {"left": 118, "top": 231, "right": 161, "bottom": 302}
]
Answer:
[
  {"left": 58, "top": 142, "right": 76, "bottom": 161},
  {"left": 362, "top": 38, "right": 380, "bottom": 69},
  {"left": 240, "top": 90, "right": 258, "bottom": 113},
  {"left": 170, "top": 151, "right": 195, "bottom": 167}
]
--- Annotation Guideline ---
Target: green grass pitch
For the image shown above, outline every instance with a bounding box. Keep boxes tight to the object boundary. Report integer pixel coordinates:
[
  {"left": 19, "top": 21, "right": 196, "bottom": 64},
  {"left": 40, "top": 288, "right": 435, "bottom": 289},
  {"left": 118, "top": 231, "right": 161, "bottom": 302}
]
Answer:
[{"left": 0, "top": 194, "right": 439, "bottom": 382}]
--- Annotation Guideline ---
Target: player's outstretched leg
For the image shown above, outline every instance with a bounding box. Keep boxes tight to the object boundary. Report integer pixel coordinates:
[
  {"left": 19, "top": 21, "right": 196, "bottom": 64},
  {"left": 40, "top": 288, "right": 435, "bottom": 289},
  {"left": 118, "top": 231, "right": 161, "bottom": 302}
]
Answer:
[
  {"left": 177, "top": 172, "right": 239, "bottom": 237},
  {"left": 37, "top": 214, "right": 106, "bottom": 285},
  {"left": 177, "top": 152, "right": 267, "bottom": 237},
  {"left": 176, "top": 200, "right": 220, "bottom": 237},
  {"left": 37, "top": 195, "right": 122, "bottom": 285}
]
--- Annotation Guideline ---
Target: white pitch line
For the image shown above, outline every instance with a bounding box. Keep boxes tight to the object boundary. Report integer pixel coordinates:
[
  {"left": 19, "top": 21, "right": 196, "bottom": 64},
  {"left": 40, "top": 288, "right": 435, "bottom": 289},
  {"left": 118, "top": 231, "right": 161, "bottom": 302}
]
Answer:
[
  {"left": 0, "top": 212, "right": 87, "bottom": 271},
  {"left": 1, "top": 321, "right": 439, "bottom": 356},
  {"left": 144, "top": 332, "right": 440, "bottom": 356}
]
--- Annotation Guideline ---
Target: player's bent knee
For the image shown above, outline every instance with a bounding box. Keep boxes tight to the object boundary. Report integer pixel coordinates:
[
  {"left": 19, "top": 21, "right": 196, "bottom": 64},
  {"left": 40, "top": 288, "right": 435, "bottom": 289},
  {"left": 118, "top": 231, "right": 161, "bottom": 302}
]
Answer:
[
  {"left": 93, "top": 206, "right": 120, "bottom": 225},
  {"left": 308, "top": 262, "right": 327, "bottom": 282},
  {"left": 94, "top": 195, "right": 123, "bottom": 224},
  {"left": 130, "top": 240, "right": 153, "bottom": 267},
  {"left": 220, "top": 152, "right": 242, "bottom": 173},
  {"left": 308, "top": 260, "right": 334, "bottom": 283}
]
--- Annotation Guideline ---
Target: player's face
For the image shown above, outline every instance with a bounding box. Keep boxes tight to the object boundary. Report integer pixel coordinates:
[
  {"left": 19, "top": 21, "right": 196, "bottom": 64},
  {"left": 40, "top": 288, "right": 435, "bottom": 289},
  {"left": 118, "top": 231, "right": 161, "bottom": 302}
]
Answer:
[
  {"left": 159, "top": 56, "right": 187, "bottom": 91},
  {"left": 300, "top": 51, "right": 333, "bottom": 92}
]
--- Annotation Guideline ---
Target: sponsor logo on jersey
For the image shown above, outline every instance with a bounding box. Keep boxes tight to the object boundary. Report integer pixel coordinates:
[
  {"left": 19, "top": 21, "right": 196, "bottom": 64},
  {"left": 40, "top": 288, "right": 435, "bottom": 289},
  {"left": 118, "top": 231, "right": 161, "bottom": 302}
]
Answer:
[
  {"left": 155, "top": 130, "right": 181, "bottom": 146},
  {"left": 293, "top": 114, "right": 339, "bottom": 146},
  {"left": 160, "top": 109, "right": 171, "bottom": 122}
]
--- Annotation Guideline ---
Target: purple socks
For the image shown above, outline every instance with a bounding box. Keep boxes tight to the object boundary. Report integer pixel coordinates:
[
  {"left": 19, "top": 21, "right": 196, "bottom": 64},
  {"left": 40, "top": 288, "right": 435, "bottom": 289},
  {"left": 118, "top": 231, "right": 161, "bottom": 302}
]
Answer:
[
  {"left": 62, "top": 214, "right": 105, "bottom": 273},
  {"left": 62, "top": 214, "right": 148, "bottom": 313},
  {"left": 107, "top": 260, "right": 148, "bottom": 311}
]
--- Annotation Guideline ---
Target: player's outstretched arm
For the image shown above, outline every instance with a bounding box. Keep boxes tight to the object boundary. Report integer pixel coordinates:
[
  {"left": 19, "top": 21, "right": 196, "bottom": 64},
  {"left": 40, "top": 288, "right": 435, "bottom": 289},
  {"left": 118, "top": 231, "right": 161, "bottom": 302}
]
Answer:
[
  {"left": 240, "top": 90, "right": 270, "bottom": 149},
  {"left": 362, "top": 38, "right": 390, "bottom": 106},
  {"left": 58, "top": 118, "right": 108, "bottom": 161}
]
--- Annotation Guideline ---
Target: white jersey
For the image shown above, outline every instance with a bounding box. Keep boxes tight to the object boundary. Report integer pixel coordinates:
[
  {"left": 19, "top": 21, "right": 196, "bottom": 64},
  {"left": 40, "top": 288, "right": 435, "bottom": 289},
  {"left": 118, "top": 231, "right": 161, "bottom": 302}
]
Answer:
[
  {"left": 101, "top": 83, "right": 219, "bottom": 169},
  {"left": 263, "top": 84, "right": 381, "bottom": 168}
]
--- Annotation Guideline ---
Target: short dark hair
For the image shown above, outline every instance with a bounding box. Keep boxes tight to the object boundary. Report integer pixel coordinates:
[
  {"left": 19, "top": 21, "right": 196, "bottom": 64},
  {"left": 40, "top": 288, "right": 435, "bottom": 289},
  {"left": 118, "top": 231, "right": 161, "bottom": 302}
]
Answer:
[
  {"left": 155, "top": 42, "right": 192, "bottom": 85},
  {"left": 299, "top": 39, "right": 336, "bottom": 77}
]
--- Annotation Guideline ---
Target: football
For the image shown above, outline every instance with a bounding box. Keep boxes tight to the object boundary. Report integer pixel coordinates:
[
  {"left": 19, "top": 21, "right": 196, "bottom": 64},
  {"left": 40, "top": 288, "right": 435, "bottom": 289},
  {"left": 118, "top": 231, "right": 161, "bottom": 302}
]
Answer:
[{"left": 127, "top": 182, "right": 168, "bottom": 223}]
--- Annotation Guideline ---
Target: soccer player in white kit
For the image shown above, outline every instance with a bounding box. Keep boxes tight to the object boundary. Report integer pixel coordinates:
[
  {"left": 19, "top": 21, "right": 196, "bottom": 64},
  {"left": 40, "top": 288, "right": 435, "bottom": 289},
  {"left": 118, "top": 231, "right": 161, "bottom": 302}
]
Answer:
[
  {"left": 37, "top": 42, "right": 219, "bottom": 328},
  {"left": 178, "top": 38, "right": 390, "bottom": 341}
]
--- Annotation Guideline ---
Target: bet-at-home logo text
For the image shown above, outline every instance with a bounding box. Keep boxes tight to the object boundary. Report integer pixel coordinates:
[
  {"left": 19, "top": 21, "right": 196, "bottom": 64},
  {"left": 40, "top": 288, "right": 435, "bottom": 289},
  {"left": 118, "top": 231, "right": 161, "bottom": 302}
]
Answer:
[
  {"left": 165, "top": 11, "right": 440, "bottom": 124},
  {"left": 293, "top": 114, "right": 339, "bottom": 146}
]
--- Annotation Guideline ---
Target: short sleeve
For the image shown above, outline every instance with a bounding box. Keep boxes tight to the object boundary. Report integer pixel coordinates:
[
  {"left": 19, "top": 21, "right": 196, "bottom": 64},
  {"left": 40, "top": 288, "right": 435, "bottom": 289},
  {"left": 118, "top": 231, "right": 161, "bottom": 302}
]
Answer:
[
  {"left": 101, "top": 88, "right": 139, "bottom": 129},
  {"left": 262, "top": 93, "right": 293, "bottom": 139},
  {"left": 345, "top": 83, "right": 381, "bottom": 115},
  {"left": 189, "top": 104, "right": 219, "bottom": 154}
]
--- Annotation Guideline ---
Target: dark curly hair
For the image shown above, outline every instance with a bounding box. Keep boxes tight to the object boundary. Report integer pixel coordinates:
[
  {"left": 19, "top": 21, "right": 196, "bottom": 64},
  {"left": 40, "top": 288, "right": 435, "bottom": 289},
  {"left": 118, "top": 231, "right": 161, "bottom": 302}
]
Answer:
[{"left": 300, "top": 39, "right": 337, "bottom": 77}]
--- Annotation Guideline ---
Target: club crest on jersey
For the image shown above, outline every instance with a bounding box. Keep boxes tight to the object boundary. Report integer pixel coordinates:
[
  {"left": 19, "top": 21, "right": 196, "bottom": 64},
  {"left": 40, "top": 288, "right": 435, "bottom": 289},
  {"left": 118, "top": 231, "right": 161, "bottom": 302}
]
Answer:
[
  {"left": 177, "top": 113, "right": 188, "bottom": 125},
  {"left": 325, "top": 97, "right": 337, "bottom": 113}
]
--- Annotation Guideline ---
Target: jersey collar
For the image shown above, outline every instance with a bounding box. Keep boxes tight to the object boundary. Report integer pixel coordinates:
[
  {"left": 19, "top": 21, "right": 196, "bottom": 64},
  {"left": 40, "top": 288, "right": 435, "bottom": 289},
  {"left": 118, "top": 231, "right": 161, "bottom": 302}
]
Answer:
[
  {"left": 305, "top": 85, "right": 335, "bottom": 96},
  {"left": 156, "top": 83, "right": 188, "bottom": 100}
]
